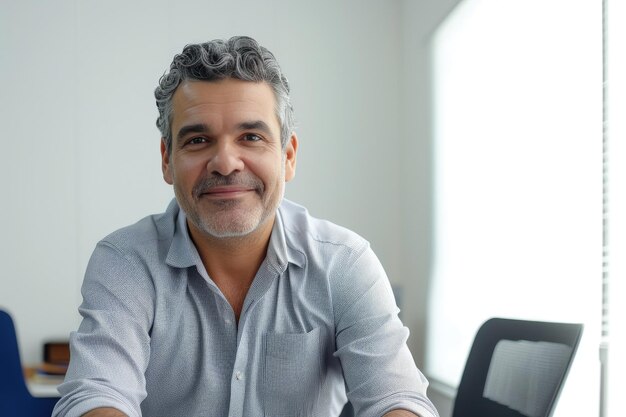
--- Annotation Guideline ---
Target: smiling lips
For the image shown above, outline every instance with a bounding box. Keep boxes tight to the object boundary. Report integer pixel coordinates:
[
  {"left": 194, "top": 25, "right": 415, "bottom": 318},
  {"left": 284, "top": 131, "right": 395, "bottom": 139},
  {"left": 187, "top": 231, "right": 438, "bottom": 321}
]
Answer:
[
  {"left": 192, "top": 173, "right": 264, "bottom": 200},
  {"left": 201, "top": 186, "right": 255, "bottom": 199}
]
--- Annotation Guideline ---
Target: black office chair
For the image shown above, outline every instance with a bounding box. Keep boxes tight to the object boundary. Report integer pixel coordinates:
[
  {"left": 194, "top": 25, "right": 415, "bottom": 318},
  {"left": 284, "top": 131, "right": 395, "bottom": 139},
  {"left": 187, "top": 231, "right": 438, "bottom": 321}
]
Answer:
[
  {"left": 452, "top": 317, "right": 583, "bottom": 417},
  {"left": 0, "top": 309, "right": 59, "bottom": 417}
]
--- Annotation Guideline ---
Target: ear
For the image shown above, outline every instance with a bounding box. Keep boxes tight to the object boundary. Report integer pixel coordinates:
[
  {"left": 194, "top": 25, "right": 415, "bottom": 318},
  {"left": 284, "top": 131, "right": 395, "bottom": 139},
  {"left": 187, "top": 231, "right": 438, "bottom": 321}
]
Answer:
[
  {"left": 284, "top": 133, "right": 298, "bottom": 182},
  {"left": 161, "top": 139, "right": 174, "bottom": 185}
]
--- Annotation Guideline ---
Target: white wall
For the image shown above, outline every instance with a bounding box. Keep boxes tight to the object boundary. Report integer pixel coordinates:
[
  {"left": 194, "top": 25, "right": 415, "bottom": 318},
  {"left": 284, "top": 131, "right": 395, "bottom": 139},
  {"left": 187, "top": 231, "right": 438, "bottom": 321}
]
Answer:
[
  {"left": 0, "top": 0, "right": 414, "bottom": 365},
  {"left": 398, "top": 0, "right": 463, "bottom": 368}
]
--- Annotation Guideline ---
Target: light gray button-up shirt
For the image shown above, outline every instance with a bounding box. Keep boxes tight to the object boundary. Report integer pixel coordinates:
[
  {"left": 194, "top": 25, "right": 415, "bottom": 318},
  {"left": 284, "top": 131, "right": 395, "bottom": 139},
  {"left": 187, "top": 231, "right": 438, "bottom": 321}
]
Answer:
[{"left": 52, "top": 199, "right": 437, "bottom": 417}]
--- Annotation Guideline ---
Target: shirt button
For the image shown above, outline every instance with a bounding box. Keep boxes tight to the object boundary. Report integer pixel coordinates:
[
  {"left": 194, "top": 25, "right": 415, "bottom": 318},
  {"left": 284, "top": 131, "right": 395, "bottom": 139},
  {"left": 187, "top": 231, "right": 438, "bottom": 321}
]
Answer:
[
  {"left": 235, "top": 371, "right": 243, "bottom": 380},
  {"left": 225, "top": 319, "right": 232, "bottom": 325}
]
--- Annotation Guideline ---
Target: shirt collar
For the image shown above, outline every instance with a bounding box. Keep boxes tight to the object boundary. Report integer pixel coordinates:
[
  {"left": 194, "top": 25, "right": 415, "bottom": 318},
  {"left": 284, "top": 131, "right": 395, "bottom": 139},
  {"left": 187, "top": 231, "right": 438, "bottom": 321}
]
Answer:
[
  {"left": 164, "top": 199, "right": 305, "bottom": 271},
  {"left": 164, "top": 201, "right": 196, "bottom": 268}
]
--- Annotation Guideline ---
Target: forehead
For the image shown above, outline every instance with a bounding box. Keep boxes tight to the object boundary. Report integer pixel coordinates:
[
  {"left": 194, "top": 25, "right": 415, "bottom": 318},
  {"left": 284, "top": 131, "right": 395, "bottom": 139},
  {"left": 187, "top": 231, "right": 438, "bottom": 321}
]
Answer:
[{"left": 171, "top": 79, "right": 279, "bottom": 134}]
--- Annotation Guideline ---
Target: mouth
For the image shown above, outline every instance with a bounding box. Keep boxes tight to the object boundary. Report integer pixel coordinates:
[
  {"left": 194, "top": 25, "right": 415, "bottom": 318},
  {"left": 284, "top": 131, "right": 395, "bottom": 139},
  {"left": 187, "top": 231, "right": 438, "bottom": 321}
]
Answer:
[
  {"left": 193, "top": 174, "right": 264, "bottom": 201},
  {"left": 199, "top": 186, "right": 256, "bottom": 199}
]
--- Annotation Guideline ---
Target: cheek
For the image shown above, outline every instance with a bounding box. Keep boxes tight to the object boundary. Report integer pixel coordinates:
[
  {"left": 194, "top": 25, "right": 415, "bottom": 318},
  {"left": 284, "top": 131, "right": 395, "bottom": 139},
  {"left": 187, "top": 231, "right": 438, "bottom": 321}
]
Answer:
[
  {"left": 172, "top": 156, "right": 206, "bottom": 187},
  {"left": 247, "top": 158, "right": 284, "bottom": 187}
]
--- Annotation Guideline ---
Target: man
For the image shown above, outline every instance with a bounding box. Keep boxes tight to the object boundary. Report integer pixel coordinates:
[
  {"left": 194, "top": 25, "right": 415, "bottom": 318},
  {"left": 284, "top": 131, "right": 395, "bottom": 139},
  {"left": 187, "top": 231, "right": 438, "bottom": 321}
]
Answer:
[{"left": 52, "top": 36, "right": 438, "bottom": 417}]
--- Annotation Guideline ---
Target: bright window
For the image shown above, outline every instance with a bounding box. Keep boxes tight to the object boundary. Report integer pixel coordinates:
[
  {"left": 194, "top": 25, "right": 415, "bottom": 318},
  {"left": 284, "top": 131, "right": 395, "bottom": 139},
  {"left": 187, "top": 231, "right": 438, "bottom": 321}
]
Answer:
[{"left": 426, "top": 1, "right": 602, "bottom": 416}]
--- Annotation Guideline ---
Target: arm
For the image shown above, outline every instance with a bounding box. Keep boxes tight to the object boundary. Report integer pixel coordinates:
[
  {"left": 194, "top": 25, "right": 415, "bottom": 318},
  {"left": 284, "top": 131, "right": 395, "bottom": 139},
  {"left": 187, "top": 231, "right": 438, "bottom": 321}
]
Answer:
[
  {"left": 384, "top": 410, "right": 421, "bottom": 417},
  {"left": 52, "top": 242, "right": 155, "bottom": 417},
  {"left": 331, "top": 244, "right": 439, "bottom": 417},
  {"left": 82, "top": 408, "right": 128, "bottom": 417}
]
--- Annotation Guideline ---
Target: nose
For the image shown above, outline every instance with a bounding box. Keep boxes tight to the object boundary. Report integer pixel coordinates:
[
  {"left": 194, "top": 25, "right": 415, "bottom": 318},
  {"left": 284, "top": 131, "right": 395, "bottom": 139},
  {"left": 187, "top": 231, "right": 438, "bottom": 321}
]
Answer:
[{"left": 207, "top": 141, "right": 245, "bottom": 176}]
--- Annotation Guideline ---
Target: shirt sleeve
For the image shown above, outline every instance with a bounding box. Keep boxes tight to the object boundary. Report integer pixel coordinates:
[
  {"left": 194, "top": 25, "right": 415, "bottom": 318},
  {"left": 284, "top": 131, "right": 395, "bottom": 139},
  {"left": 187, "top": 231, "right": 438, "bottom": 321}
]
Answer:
[
  {"left": 52, "top": 241, "right": 155, "bottom": 417},
  {"left": 331, "top": 243, "right": 439, "bottom": 417}
]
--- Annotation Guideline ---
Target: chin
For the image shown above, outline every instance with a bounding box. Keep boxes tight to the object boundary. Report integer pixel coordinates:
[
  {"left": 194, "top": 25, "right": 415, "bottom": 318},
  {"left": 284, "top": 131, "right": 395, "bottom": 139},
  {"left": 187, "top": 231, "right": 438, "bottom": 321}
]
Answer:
[{"left": 201, "top": 217, "right": 263, "bottom": 239}]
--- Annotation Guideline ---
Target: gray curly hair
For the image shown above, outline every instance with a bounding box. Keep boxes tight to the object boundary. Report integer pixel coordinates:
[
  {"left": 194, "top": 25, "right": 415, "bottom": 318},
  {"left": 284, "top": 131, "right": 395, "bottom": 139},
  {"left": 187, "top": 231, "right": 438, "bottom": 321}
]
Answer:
[{"left": 155, "top": 36, "right": 295, "bottom": 153}]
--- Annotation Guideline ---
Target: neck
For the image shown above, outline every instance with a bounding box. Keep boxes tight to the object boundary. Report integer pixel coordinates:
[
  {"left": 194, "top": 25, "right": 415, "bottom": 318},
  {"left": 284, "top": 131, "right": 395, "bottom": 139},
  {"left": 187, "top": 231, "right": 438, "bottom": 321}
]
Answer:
[{"left": 187, "top": 215, "right": 275, "bottom": 287}]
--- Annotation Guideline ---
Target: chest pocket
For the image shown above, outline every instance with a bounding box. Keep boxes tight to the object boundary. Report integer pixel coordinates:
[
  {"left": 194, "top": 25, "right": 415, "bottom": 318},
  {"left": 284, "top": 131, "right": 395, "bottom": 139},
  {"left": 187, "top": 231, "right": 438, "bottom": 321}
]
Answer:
[{"left": 263, "top": 327, "right": 321, "bottom": 417}]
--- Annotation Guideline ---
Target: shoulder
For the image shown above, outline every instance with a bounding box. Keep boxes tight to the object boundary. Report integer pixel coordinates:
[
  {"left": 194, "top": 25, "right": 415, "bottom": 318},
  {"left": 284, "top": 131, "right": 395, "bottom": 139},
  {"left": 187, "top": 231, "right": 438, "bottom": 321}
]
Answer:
[
  {"left": 81, "top": 200, "right": 180, "bottom": 299},
  {"left": 278, "top": 200, "right": 393, "bottom": 325},
  {"left": 98, "top": 199, "right": 179, "bottom": 260},
  {"left": 278, "top": 199, "right": 370, "bottom": 266},
  {"left": 279, "top": 199, "right": 369, "bottom": 251}
]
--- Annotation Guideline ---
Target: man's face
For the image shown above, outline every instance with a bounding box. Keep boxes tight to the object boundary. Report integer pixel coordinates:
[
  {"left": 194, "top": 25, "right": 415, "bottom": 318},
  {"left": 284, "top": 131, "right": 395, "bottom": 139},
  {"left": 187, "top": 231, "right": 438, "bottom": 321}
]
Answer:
[{"left": 161, "top": 78, "right": 297, "bottom": 241}]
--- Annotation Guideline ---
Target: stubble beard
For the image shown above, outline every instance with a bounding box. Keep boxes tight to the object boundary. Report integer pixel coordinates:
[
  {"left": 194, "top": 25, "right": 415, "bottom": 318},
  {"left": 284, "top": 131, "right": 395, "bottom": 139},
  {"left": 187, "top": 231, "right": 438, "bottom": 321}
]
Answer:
[{"left": 175, "top": 171, "right": 283, "bottom": 239}]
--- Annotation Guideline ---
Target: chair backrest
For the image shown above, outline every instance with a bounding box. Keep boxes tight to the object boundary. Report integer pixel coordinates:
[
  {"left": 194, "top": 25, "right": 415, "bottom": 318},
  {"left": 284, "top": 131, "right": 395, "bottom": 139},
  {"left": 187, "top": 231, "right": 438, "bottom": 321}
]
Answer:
[
  {"left": 0, "top": 309, "right": 59, "bottom": 417},
  {"left": 452, "top": 318, "right": 583, "bottom": 417}
]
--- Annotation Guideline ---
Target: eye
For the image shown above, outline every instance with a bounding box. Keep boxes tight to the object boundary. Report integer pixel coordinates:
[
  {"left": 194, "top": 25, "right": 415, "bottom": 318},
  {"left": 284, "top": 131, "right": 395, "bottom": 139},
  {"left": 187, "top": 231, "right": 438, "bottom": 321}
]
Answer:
[
  {"left": 187, "top": 137, "right": 207, "bottom": 145},
  {"left": 242, "top": 133, "right": 262, "bottom": 142}
]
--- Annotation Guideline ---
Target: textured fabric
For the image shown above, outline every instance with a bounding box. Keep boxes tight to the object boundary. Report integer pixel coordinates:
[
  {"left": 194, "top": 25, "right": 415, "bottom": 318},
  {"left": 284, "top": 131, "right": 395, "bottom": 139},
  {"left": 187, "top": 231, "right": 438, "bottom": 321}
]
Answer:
[{"left": 52, "top": 198, "right": 438, "bottom": 417}]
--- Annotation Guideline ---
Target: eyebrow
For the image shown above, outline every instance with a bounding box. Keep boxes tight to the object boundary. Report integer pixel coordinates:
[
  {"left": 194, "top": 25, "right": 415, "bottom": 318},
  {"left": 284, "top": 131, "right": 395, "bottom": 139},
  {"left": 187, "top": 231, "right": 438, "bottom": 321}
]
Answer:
[
  {"left": 237, "top": 120, "right": 274, "bottom": 136},
  {"left": 176, "top": 123, "right": 211, "bottom": 142}
]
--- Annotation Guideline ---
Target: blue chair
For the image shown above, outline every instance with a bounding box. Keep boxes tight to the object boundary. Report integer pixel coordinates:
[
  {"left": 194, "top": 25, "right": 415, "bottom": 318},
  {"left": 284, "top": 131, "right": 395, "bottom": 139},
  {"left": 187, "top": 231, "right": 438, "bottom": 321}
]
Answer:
[{"left": 0, "top": 309, "right": 59, "bottom": 417}]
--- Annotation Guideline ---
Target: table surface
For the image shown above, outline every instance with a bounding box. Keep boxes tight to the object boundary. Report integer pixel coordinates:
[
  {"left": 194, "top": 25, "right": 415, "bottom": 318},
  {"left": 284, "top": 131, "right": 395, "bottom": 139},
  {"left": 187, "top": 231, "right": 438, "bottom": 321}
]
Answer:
[
  {"left": 27, "top": 379, "right": 62, "bottom": 397},
  {"left": 23, "top": 366, "right": 63, "bottom": 398}
]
